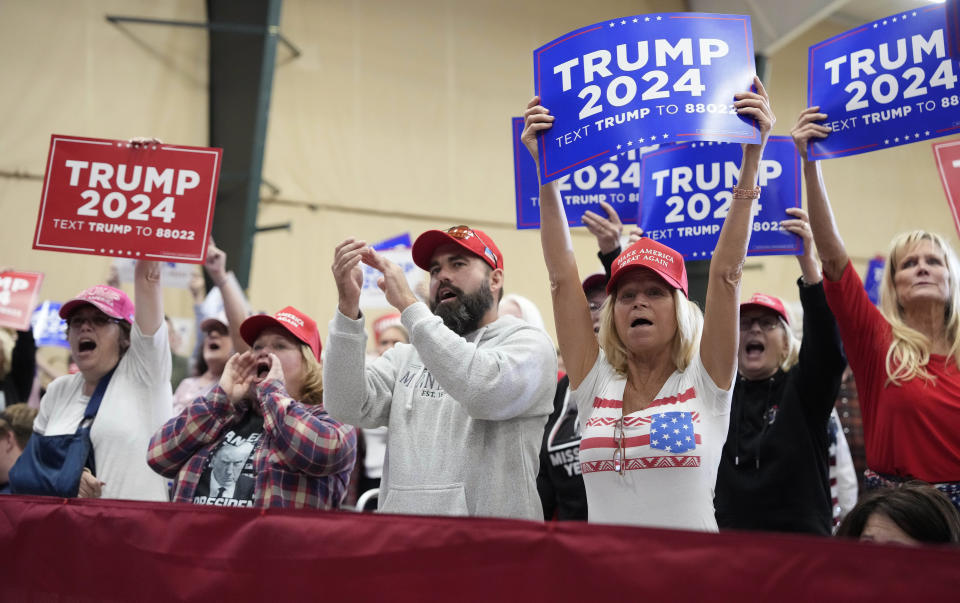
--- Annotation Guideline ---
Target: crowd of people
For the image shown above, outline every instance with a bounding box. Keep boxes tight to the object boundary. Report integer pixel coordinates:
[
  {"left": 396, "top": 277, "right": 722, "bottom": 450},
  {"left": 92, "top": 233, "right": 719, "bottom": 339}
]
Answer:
[{"left": 1, "top": 83, "right": 960, "bottom": 546}]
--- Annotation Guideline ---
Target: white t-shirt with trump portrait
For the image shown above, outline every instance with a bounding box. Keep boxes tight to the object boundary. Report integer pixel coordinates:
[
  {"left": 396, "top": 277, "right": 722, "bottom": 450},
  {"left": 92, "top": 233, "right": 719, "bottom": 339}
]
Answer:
[{"left": 572, "top": 348, "right": 732, "bottom": 531}]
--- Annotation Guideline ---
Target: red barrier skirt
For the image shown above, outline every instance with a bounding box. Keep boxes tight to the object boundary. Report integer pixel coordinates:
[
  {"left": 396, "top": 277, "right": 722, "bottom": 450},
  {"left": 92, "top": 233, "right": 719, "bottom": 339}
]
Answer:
[{"left": 1, "top": 495, "right": 958, "bottom": 602}]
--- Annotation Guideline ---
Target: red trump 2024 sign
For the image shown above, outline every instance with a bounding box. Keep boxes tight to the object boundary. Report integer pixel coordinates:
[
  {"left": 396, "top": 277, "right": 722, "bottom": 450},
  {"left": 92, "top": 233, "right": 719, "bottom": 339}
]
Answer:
[{"left": 33, "top": 135, "right": 222, "bottom": 263}]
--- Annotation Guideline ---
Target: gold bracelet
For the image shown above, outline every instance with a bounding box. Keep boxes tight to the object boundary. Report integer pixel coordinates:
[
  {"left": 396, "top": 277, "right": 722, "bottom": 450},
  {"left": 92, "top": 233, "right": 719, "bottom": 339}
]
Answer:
[{"left": 732, "top": 185, "right": 761, "bottom": 200}]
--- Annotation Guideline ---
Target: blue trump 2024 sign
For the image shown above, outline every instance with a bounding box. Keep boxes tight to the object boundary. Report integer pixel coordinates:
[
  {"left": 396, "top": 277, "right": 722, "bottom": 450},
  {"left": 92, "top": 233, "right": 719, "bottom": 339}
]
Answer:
[
  {"left": 638, "top": 137, "right": 801, "bottom": 259},
  {"left": 533, "top": 13, "right": 759, "bottom": 183},
  {"left": 808, "top": 5, "right": 960, "bottom": 159},
  {"left": 513, "top": 117, "right": 659, "bottom": 229}
]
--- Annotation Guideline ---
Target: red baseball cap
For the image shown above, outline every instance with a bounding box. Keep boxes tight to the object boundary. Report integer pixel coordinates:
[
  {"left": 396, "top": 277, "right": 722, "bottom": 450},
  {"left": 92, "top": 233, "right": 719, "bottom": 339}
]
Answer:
[
  {"left": 581, "top": 273, "right": 607, "bottom": 295},
  {"left": 60, "top": 285, "right": 135, "bottom": 324},
  {"left": 606, "top": 238, "right": 688, "bottom": 297},
  {"left": 240, "top": 306, "right": 322, "bottom": 360},
  {"left": 373, "top": 313, "right": 405, "bottom": 341},
  {"left": 741, "top": 293, "right": 790, "bottom": 325},
  {"left": 412, "top": 225, "right": 503, "bottom": 271}
]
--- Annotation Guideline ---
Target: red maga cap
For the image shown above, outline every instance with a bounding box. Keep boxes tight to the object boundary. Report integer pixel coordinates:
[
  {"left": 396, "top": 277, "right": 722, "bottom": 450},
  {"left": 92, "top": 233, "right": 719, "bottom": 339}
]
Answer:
[
  {"left": 412, "top": 225, "right": 503, "bottom": 271},
  {"left": 240, "top": 306, "right": 322, "bottom": 360},
  {"left": 606, "top": 238, "right": 688, "bottom": 297},
  {"left": 741, "top": 293, "right": 790, "bottom": 325},
  {"left": 60, "top": 285, "right": 135, "bottom": 324}
]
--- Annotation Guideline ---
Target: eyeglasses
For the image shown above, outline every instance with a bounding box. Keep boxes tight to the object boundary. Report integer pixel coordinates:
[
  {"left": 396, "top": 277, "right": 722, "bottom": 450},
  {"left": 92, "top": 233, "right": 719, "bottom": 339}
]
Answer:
[
  {"left": 67, "top": 314, "right": 121, "bottom": 330},
  {"left": 612, "top": 415, "right": 625, "bottom": 476},
  {"left": 446, "top": 225, "right": 499, "bottom": 268},
  {"left": 739, "top": 316, "right": 781, "bottom": 332}
]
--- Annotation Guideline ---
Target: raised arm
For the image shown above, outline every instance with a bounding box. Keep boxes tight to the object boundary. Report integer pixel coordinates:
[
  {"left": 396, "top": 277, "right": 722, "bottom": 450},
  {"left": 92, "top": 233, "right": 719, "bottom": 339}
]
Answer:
[
  {"left": 134, "top": 260, "right": 164, "bottom": 336},
  {"left": 204, "top": 240, "right": 252, "bottom": 353},
  {"left": 791, "top": 107, "right": 849, "bottom": 281},
  {"left": 522, "top": 97, "right": 599, "bottom": 389},
  {"left": 781, "top": 207, "right": 822, "bottom": 285},
  {"left": 701, "top": 77, "right": 775, "bottom": 390}
]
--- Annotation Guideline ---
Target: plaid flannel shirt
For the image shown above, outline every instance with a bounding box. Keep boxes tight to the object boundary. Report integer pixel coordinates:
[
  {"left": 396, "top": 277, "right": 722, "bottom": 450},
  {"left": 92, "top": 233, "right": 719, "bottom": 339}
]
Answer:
[{"left": 147, "top": 379, "right": 356, "bottom": 509}]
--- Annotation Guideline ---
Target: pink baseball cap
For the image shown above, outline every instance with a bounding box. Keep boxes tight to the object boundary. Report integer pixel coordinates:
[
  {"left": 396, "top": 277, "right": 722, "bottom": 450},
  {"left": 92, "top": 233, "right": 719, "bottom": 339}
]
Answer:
[
  {"left": 606, "top": 238, "right": 688, "bottom": 297},
  {"left": 741, "top": 293, "right": 790, "bottom": 325},
  {"left": 240, "top": 306, "right": 322, "bottom": 360},
  {"left": 412, "top": 225, "right": 503, "bottom": 271},
  {"left": 60, "top": 285, "right": 135, "bottom": 324}
]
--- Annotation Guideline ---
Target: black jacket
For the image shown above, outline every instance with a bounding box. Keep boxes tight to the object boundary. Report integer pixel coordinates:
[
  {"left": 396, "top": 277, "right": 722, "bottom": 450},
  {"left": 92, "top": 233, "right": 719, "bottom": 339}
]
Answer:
[
  {"left": 1, "top": 328, "right": 36, "bottom": 408},
  {"left": 537, "top": 377, "right": 587, "bottom": 520},
  {"left": 714, "top": 279, "right": 846, "bottom": 535}
]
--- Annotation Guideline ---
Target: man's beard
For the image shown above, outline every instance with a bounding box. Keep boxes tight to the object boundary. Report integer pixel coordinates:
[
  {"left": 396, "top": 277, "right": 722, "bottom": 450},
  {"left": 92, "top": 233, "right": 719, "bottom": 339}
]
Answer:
[{"left": 429, "top": 280, "right": 494, "bottom": 335}]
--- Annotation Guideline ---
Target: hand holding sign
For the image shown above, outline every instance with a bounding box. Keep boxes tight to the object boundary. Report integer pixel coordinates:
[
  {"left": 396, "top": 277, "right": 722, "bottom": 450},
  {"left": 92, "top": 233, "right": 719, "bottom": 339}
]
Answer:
[
  {"left": 790, "top": 107, "right": 832, "bottom": 160},
  {"left": 734, "top": 77, "right": 776, "bottom": 149},
  {"left": 780, "top": 207, "right": 822, "bottom": 284}
]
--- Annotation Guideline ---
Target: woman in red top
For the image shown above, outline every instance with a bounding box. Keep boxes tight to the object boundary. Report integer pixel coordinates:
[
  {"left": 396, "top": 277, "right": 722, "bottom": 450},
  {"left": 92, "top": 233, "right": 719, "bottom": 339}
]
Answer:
[{"left": 793, "top": 107, "right": 960, "bottom": 508}]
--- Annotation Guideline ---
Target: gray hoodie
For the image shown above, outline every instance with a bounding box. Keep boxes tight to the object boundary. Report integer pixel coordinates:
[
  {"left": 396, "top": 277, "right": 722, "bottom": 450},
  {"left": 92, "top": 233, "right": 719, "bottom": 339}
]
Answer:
[{"left": 324, "top": 302, "right": 556, "bottom": 520}]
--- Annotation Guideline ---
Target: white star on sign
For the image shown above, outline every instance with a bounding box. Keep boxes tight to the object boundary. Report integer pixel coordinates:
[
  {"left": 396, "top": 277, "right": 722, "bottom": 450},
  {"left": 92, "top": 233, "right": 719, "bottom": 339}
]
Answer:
[
  {"left": 638, "top": 137, "right": 645, "bottom": 143},
  {"left": 621, "top": 20, "right": 626, "bottom": 24},
  {"left": 926, "top": 131, "right": 931, "bottom": 135},
  {"left": 660, "top": 423, "right": 667, "bottom": 429},
  {"left": 885, "top": 139, "right": 890, "bottom": 144},
  {"left": 673, "top": 429, "right": 680, "bottom": 435},
  {"left": 683, "top": 424, "right": 689, "bottom": 430},
  {"left": 633, "top": 17, "right": 638, "bottom": 23},
  {"left": 617, "top": 144, "right": 622, "bottom": 150},
  {"left": 645, "top": 17, "right": 650, "bottom": 22},
  {"left": 609, "top": 22, "right": 615, "bottom": 27},
  {"left": 665, "top": 445, "right": 672, "bottom": 451},
  {"left": 894, "top": 137, "right": 899, "bottom": 142},
  {"left": 663, "top": 133, "right": 669, "bottom": 138},
  {"left": 653, "top": 439, "right": 659, "bottom": 446},
  {"left": 685, "top": 436, "right": 691, "bottom": 441},
  {"left": 627, "top": 140, "right": 633, "bottom": 146},
  {"left": 656, "top": 16, "right": 662, "bottom": 20},
  {"left": 671, "top": 418, "right": 677, "bottom": 423}
]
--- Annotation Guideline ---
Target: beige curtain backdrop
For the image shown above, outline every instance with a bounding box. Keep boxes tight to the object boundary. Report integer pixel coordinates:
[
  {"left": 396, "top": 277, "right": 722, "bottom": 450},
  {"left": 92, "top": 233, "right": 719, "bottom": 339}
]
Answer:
[{"left": 1, "top": 0, "right": 957, "bottom": 352}]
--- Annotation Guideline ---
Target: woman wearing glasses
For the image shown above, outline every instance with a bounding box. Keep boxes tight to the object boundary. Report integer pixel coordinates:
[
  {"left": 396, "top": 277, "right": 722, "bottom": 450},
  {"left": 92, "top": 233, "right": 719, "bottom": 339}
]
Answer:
[
  {"left": 522, "top": 77, "right": 775, "bottom": 530},
  {"left": 20, "top": 261, "right": 173, "bottom": 500},
  {"left": 713, "top": 208, "right": 847, "bottom": 535}
]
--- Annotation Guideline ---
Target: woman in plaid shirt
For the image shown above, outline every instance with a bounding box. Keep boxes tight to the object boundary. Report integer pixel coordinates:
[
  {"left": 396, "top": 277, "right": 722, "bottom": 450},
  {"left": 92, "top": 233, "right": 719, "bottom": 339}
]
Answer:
[{"left": 147, "top": 306, "right": 356, "bottom": 509}]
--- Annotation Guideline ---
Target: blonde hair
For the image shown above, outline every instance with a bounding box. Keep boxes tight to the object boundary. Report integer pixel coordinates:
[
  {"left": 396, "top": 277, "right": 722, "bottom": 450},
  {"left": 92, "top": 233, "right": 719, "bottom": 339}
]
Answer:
[
  {"left": 598, "top": 288, "right": 703, "bottom": 377},
  {"left": 878, "top": 230, "right": 960, "bottom": 385},
  {"left": 778, "top": 317, "right": 801, "bottom": 372},
  {"left": 298, "top": 344, "right": 324, "bottom": 406}
]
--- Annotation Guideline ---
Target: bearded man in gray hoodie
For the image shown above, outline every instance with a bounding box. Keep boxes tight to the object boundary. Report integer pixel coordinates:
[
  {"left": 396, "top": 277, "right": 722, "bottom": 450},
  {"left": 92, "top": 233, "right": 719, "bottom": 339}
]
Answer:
[{"left": 325, "top": 226, "right": 556, "bottom": 519}]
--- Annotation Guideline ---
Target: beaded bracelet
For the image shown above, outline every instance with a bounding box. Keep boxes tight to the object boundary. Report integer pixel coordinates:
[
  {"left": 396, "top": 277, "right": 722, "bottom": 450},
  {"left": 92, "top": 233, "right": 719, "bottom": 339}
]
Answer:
[{"left": 732, "top": 185, "right": 761, "bottom": 200}]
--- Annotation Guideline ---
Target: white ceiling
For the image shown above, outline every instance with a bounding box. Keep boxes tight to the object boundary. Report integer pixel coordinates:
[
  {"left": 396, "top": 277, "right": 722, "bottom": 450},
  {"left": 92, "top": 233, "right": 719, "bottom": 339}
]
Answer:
[{"left": 688, "top": 0, "right": 940, "bottom": 54}]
